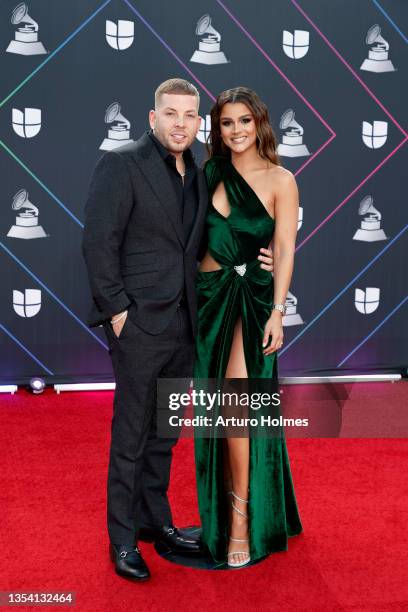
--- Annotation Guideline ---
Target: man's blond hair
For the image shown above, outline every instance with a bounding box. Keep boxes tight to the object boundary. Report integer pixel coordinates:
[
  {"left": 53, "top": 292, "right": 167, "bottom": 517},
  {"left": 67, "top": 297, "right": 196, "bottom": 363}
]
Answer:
[{"left": 155, "top": 78, "right": 200, "bottom": 109}]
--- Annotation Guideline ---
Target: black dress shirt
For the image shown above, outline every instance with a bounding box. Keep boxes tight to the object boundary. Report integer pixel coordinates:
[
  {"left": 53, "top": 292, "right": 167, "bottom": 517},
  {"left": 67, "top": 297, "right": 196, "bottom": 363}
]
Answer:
[{"left": 147, "top": 129, "right": 198, "bottom": 243}]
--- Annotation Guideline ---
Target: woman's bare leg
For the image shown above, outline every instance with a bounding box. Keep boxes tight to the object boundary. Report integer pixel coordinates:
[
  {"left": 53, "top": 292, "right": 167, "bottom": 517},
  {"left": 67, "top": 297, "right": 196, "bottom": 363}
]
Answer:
[{"left": 225, "top": 317, "right": 250, "bottom": 565}]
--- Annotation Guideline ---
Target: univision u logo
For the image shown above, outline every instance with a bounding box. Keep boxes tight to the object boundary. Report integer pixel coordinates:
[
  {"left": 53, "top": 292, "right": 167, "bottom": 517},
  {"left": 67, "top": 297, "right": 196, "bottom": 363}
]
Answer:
[
  {"left": 196, "top": 115, "right": 211, "bottom": 144},
  {"left": 106, "top": 20, "right": 134, "bottom": 50},
  {"left": 354, "top": 287, "right": 380, "bottom": 314},
  {"left": 13, "top": 289, "right": 42, "bottom": 318},
  {"left": 12, "top": 108, "right": 41, "bottom": 138},
  {"left": 362, "top": 121, "right": 388, "bottom": 149},
  {"left": 282, "top": 30, "right": 310, "bottom": 59}
]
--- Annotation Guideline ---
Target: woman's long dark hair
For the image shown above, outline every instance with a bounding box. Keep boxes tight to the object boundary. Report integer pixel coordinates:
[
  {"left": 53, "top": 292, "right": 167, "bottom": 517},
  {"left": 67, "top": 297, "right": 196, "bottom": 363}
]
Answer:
[{"left": 206, "top": 86, "right": 281, "bottom": 166}]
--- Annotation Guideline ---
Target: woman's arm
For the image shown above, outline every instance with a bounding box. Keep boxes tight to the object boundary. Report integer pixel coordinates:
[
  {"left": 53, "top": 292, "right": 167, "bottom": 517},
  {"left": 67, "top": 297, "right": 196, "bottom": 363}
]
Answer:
[
  {"left": 271, "top": 171, "right": 299, "bottom": 304},
  {"left": 262, "top": 170, "right": 299, "bottom": 354}
]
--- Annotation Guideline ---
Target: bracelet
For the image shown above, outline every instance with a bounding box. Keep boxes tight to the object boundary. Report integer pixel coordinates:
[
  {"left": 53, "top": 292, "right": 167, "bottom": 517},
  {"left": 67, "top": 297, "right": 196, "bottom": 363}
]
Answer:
[
  {"left": 111, "top": 310, "right": 127, "bottom": 325},
  {"left": 271, "top": 304, "right": 286, "bottom": 315}
]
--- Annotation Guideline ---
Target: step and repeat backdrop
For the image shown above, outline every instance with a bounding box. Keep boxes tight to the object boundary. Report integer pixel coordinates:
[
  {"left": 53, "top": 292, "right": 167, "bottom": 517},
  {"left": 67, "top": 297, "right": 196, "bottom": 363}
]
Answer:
[{"left": 0, "top": 0, "right": 406, "bottom": 383}]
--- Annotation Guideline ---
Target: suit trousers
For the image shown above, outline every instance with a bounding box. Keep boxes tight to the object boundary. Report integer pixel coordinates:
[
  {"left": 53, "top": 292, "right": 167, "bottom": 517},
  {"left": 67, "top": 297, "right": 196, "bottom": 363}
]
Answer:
[{"left": 102, "top": 301, "right": 195, "bottom": 546}]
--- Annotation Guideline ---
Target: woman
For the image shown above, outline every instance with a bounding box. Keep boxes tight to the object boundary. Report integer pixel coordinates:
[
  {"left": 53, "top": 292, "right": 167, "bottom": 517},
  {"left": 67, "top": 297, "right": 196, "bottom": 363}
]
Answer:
[{"left": 194, "top": 87, "right": 303, "bottom": 568}]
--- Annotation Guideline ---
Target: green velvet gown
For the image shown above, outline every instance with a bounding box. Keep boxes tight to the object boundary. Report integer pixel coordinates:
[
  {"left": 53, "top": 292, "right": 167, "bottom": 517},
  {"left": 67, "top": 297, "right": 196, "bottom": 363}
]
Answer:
[{"left": 194, "top": 155, "right": 303, "bottom": 565}]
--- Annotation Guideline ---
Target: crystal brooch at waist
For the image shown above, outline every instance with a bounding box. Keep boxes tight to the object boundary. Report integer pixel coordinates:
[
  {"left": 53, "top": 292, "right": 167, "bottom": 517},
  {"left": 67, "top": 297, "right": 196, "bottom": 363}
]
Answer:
[{"left": 234, "top": 263, "right": 247, "bottom": 276}]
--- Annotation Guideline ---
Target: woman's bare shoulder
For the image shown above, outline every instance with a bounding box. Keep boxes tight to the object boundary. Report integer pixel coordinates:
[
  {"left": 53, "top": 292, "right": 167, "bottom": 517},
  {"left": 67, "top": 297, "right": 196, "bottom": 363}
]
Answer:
[
  {"left": 257, "top": 165, "right": 296, "bottom": 197},
  {"left": 268, "top": 165, "right": 298, "bottom": 194},
  {"left": 266, "top": 164, "right": 295, "bottom": 180}
]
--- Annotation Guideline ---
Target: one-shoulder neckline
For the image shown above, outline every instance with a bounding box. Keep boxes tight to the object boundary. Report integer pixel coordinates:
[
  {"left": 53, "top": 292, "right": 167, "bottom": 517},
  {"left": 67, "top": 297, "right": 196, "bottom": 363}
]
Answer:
[{"left": 228, "top": 160, "right": 275, "bottom": 222}]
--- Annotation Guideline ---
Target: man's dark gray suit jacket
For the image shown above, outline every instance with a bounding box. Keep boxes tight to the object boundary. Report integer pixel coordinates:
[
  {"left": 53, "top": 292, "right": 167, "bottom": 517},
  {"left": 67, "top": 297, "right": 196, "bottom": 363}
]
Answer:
[{"left": 82, "top": 132, "right": 209, "bottom": 338}]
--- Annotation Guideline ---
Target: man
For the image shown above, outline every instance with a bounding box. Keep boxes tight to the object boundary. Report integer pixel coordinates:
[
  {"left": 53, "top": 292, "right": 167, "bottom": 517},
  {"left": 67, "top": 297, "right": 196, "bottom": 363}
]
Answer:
[{"left": 82, "top": 78, "right": 274, "bottom": 581}]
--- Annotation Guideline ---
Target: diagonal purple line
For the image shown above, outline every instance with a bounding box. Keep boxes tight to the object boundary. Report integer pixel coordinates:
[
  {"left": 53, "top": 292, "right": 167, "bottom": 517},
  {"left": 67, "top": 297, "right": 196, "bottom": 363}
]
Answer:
[
  {"left": 291, "top": 0, "right": 407, "bottom": 137},
  {"left": 122, "top": 0, "right": 216, "bottom": 102},
  {"left": 287, "top": 0, "right": 408, "bottom": 250},
  {"left": 296, "top": 136, "right": 408, "bottom": 250},
  {"left": 215, "top": 0, "right": 335, "bottom": 137},
  {"left": 294, "top": 134, "right": 336, "bottom": 176}
]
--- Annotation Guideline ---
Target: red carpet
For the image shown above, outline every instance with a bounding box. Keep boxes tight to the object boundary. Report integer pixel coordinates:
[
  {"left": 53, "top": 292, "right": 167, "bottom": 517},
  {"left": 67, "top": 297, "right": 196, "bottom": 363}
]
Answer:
[{"left": 1, "top": 385, "right": 407, "bottom": 611}]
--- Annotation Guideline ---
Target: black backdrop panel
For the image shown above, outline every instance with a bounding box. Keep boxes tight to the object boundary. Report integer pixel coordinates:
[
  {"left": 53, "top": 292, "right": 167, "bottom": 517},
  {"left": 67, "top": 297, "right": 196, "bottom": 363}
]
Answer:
[{"left": 0, "top": 0, "right": 406, "bottom": 383}]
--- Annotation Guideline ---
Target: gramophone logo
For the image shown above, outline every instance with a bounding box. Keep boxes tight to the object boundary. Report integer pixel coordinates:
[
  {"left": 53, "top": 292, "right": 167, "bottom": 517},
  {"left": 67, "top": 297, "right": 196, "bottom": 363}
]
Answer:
[
  {"left": 7, "top": 189, "right": 48, "bottom": 239},
  {"left": 190, "top": 14, "right": 229, "bottom": 65},
  {"left": 99, "top": 102, "right": 134, "bottom": 151},
  {"left": 12, "top": 107, "right": 41, "bottom": 138},
  {"left": 297, "top": 206, "right": 303, "bottom": 232},
  {"left": 282, "top": 291, "right": 304, "bottom": 327},
  {"left": 277, "top": 109, "right": 310, "bottom": 157},
  {"left": 360, "top": 24, "right": 396, "bottom": 73},
  {"left": 353, "top": 195, "right": 387, "bottom": 242},
  {"left": 196, "top": 114, "right": 211, "bottom": 144},
  {"left": 355, "top": 287, "right": 380, "bottom": 314},
  {"left": 13, "top": 289, "right": 42, "bottom": 318},
  {"left": 6, "top": 3, "right": 47, "bottom": 56},
  {"left": 362, "top": 120, "right": 388, "bottom": 149},
  {"left": 106, "top": 20, "right": 134, "bottom": 50},
  {"left": 282, "top": 30, "right": 309, "bottom": 59}
]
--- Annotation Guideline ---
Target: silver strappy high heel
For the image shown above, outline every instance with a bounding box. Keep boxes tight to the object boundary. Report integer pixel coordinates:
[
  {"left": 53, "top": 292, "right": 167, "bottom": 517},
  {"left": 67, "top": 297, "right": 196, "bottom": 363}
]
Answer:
[{"left": 227, "top": 490, "right": 251, "bottom": 568}]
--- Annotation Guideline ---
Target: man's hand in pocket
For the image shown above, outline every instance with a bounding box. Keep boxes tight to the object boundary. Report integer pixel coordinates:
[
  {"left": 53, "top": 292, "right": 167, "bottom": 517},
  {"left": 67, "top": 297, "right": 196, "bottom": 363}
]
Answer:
[{"left": 111, "top": 310, "right": 128, "bottom": 338}]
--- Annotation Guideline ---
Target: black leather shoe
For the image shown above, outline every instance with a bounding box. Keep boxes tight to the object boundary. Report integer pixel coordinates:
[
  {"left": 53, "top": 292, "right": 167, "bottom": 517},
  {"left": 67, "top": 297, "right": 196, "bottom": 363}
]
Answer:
[
  {"left": 109, "top": 543, "right": 150, "bottom": 581},
  {"left": 143, "top": 525, "right": 202, "bottom": 554}
]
